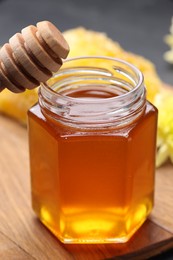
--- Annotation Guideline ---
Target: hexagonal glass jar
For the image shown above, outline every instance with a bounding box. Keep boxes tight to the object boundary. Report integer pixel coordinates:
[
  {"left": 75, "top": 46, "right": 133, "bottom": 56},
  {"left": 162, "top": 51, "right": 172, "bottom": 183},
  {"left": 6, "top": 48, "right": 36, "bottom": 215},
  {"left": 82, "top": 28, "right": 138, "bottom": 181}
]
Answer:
[{"left": 28, "top": 57, "right": 158, "bottom": 244}]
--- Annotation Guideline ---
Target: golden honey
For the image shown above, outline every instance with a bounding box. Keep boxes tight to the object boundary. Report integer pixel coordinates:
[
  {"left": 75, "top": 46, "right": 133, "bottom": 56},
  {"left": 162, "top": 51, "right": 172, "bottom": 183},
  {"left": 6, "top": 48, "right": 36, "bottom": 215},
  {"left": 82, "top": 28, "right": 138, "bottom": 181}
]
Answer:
[{"left": 28, "top": 57, "right": 158, "bottom": 243}]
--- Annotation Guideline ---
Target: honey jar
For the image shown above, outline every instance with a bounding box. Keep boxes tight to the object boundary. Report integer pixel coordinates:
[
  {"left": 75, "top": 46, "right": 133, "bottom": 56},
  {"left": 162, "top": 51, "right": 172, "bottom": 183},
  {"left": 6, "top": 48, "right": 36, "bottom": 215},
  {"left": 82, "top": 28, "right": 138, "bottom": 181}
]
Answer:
[{"left": 28, "top": 57, "right": 158, "bottom": 244}]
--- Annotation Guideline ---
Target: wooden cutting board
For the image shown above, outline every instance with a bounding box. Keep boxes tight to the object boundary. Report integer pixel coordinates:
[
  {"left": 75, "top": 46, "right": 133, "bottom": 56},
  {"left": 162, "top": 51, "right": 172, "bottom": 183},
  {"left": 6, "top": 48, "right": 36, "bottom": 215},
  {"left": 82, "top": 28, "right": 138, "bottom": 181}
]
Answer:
[{"left": 0, "top": 113, "right": 173, "bottom": 260}]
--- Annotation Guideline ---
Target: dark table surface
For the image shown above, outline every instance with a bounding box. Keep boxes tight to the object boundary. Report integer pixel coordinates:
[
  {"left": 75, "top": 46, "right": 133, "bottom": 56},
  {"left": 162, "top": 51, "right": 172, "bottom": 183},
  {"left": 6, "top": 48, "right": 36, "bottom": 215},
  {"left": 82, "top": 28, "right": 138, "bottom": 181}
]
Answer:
[{"left": 0, "top": 0, "right": 173, "bottom": 259}]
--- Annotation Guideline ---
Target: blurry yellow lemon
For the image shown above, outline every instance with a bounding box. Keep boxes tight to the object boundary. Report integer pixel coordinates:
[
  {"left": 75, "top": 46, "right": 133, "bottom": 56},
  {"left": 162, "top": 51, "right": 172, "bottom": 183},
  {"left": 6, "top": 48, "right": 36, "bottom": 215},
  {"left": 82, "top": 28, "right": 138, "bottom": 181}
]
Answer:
[
  {"left": 154, "top": 88, "right": 173, "bottom": 167},
  {"left": 0, "top": 88, "right": 38, "bottom": 125}
]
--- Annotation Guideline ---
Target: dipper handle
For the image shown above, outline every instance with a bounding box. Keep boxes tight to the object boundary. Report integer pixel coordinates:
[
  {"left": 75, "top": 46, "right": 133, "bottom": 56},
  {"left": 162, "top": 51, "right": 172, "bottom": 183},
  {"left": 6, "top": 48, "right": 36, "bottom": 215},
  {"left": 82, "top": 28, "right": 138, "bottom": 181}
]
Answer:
[{"left": 0, "top": 21, "right": 69, "bottom": 93}]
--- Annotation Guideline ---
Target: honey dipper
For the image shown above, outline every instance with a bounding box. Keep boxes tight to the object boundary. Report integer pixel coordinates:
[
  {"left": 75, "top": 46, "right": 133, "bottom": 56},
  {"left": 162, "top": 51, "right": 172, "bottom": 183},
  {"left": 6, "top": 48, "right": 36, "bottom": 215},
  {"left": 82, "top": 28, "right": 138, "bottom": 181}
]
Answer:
[{"left": 0, "top": 21, "right": 69, "bottom": 93}]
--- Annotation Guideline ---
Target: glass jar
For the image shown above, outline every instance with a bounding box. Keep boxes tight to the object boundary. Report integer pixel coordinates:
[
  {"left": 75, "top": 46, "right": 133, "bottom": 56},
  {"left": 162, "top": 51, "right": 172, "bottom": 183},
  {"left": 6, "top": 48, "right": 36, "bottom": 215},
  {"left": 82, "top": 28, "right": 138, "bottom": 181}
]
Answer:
[{"left": 28, "top": 57, "right": 158, "bottom": 244}]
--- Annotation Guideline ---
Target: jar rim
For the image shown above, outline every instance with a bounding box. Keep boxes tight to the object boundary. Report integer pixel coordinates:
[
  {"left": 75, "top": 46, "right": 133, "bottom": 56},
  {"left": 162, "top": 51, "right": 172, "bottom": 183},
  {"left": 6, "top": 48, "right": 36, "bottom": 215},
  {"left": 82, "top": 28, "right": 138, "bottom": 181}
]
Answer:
[
  {"left": 41, "top": 56, "right": 144, "bottom": 104},
  {"left": 39, "top": 56, "right": 146, "bottom": 128}
]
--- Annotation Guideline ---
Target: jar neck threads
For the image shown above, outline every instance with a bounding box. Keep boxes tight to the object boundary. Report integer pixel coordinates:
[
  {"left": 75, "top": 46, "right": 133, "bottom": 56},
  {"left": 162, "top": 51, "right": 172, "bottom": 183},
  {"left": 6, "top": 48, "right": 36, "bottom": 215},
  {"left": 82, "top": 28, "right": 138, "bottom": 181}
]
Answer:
[{"left": 39, "top": 56, "right": 146, "bottom": 128}]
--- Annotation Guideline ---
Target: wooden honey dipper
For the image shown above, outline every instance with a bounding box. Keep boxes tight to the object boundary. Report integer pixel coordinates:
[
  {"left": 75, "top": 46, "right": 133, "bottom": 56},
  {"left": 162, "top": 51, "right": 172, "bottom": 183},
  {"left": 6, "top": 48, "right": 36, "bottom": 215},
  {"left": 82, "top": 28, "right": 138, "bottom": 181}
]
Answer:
[{"left": 0, "top": 21, "right": 69, "bottom": 93}]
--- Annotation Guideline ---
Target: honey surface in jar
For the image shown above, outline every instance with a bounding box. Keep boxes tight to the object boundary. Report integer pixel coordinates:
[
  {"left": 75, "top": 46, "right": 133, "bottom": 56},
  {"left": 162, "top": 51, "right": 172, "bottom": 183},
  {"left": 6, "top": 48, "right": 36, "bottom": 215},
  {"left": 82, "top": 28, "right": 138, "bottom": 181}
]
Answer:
[{"left": 28, "top": 86, "right": 157, "bottom": 244}]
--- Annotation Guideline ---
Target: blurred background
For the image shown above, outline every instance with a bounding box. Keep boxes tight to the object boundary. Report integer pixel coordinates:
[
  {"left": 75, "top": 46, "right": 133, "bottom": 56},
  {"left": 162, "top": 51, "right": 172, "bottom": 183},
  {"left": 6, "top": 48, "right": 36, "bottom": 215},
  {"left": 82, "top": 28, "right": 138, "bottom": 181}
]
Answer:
[{"left": 0, "top": 0, "right": 172, "bottom": 85}]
